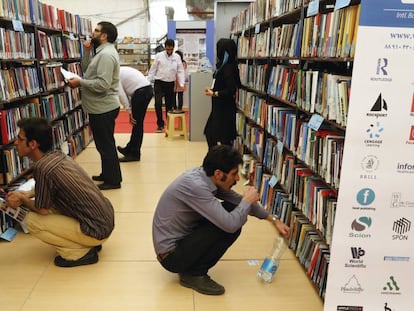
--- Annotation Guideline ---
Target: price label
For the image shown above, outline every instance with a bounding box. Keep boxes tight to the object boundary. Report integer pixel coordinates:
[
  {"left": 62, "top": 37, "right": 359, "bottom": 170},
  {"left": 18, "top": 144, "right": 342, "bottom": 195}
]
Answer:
[
  {"left": 335, "top": 0, "right": 351, "bottom": 11},
  {"left": 307, "top": 0, "right": 320, "bottom": 17},
  {"left": 308, "top": 114, "right": 324, "bottom": 131},
  {"left": 12, "top": 19, "right": 24, "bottom": 32}
]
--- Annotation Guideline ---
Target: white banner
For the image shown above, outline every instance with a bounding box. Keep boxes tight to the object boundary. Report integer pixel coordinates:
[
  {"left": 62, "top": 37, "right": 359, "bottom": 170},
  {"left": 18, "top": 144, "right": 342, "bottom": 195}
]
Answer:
[{"left": 324, "top": 1, "right": 414, "bottom": 310}]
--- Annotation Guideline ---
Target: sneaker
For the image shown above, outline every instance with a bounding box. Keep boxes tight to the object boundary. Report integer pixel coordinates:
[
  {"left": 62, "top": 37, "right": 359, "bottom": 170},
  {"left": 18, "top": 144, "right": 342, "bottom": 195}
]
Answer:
[
  {"left": 98, "top": 183, "right": 121, "bottom": 190},
  {"left": 119, "top": 155, "right": 140, "bottom": 162},
  {"left": 179, "top": 274, "right": 225, "bottom": 295},
  {"left": 117, "top": 146, "right": 128, "bottom": 156},
  {"left": 54, "top": 248, "right": 98, "bottom": 268},
  {"left": 156, "top": 126, "right": 164, "bottom": 133},
  {"left": 92, "top": 175, "right": 104, "bottom": 182}
]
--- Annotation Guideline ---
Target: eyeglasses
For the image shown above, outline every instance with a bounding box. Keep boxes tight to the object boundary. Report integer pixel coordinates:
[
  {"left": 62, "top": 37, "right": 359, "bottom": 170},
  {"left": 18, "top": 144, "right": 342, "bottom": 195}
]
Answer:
[{"left": 16, "top": 135, "right": 26, "bottom": 142}]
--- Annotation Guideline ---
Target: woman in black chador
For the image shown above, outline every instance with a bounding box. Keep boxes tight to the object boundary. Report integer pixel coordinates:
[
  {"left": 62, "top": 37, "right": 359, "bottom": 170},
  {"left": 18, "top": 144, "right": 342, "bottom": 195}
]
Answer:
[{"left": 204, "top": 38, "right": 241, "bottom": 149}]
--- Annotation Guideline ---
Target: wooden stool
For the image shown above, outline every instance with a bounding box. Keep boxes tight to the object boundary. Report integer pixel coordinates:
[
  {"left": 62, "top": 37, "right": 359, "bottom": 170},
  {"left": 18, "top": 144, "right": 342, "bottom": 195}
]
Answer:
[{"left": 165, "top": 112, "right": 188, "bottom": 140}]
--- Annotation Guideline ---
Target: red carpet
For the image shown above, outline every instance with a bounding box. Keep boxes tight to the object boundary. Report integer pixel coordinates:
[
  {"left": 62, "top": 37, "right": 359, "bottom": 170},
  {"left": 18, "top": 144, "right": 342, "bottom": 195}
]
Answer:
[{"left": 115, "top": 109, "right": 189, "bottom": 133}]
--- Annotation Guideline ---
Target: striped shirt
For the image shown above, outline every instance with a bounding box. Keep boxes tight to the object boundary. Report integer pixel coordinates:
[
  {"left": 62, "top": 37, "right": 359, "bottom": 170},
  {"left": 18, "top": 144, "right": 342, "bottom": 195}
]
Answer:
[{"left": 33, "top": 151, "right": 114, "bottom": 240}]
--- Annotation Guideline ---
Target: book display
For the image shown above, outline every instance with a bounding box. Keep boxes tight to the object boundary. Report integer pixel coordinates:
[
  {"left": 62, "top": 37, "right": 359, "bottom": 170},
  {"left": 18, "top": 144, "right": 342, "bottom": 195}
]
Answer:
[
  {"left": 117, "top": 37, "right": 153, "bottom": 74},
  {"left": 0, "top": 0, "right": 92, "bottom": 234},
  {"left": 231, "top": 0, "right": 360, "bottom": 299}
]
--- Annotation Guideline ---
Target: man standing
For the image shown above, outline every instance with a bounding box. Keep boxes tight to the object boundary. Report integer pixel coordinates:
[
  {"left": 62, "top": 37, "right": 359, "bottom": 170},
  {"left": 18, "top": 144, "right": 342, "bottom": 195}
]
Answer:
[
  {"left": 68, "top": 21, "right": 122, "bottom": 190},
  {"left": 152, "top": 145, "right": 290, "bottom": 295},
  {"left": 147, "top": 39, "right": 185, "bottom": 132},
  {"left": 117, "top": 66, "right": 153, "bottom": 162},
  {"left": 7, "top": 118, "right": 115, "bottom": 267}
]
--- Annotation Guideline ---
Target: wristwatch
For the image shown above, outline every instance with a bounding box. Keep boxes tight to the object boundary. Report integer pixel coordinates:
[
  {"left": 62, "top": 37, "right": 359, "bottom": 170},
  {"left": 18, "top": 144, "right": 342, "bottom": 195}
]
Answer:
[{"left": 272, "top": 215, "right": 279, "bottom": 222}]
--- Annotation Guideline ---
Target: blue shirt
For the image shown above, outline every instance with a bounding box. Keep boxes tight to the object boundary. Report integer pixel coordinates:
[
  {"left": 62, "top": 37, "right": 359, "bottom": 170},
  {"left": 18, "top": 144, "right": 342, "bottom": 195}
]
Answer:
[{"left": 152, "top": 167, "right": 268, "bottom": 254}]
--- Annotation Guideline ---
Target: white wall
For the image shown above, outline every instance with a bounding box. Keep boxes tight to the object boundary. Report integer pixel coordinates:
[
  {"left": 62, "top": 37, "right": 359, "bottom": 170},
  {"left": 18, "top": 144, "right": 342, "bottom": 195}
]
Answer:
[{"left": 44, "top": 0, "right": 190, "bottom": 39}]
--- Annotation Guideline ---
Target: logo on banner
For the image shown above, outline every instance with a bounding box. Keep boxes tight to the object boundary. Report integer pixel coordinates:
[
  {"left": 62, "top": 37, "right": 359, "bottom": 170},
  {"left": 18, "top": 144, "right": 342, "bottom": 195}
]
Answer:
[
  {"left": 360, "top": 155, "right": 379, "bottom": 179},
  {"left": 371, "top": 58, "right": 391, "bottom": 82},
  {"left": 345, "top": 247, "right": 366, "bottom": 268},
  {"left": 382, "top": 276, "right": 401, "bottom": 295},
  {"left": 349, "top": 217, "right": 372, "bottom": 238},
  {"left": 396, "top": 162, "right": 414, "bottom": 174},
  {"left": 353, "top": 188, "right": 376, "bottom": 211},
  {"left": 356, "top": 188, "right": 375, "bottom": 205},
  {"left": 406, "top": 125, "right": 414, "bottom": 144},
  {"left": 364, "top": 122, "right": 384, "bottom": 147},
  {"left": 390, "top": 192, "right": 414, "bottom": 208},
  {"left": 341, "top": 275, "right": 364, "bottom": 294},
  {"left": 392, "top": 217, "right": 411, "bottom": 240},
  {"left": 366, "top": 93, "right": 388, "bottom": 118}
]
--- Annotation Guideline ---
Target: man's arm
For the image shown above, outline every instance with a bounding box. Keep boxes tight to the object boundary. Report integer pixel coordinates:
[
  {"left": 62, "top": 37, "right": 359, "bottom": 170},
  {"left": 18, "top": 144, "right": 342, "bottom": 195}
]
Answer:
[{"left": 6, "top": 190, "right": 48, "bottom": 215}]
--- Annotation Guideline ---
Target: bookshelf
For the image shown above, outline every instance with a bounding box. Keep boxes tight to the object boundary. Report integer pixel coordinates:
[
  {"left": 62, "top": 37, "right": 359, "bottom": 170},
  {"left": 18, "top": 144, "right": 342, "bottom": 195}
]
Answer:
[
  {"left": 231, "top": 0, "right": 360, "bottom": 299},
  {"left": 117, "top": 37, "right": 153, "bottom": 74},
  {"left": 0, "top": 0, "right": 93, "bottom": 234}
]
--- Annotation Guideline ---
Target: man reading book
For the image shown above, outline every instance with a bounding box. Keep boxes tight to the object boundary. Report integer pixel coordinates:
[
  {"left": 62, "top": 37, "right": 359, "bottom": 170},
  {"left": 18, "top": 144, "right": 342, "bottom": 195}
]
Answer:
[
  {"left": 152, "top": 145, "right": 290, "bottom": 295},
  {"left": 6, "top": 117, "right": 115, "bottom": 267}
]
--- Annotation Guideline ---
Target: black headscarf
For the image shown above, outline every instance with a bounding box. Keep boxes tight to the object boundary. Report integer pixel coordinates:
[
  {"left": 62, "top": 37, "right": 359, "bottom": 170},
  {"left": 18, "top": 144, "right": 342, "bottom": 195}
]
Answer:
[{"left": 214, "top": 38, "right": 241, "bottom": 87}]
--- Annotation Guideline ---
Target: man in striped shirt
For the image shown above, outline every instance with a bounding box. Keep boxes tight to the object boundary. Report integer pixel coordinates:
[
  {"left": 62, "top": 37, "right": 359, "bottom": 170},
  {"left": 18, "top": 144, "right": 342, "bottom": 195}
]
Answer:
[{"left": 6, "top": 118, "right": 115, "bottom": 267}]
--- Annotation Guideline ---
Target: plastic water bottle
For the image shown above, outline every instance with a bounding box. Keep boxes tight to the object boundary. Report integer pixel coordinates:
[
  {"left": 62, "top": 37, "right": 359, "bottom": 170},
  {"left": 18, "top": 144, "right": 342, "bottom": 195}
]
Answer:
[{"left": 257, "top": 237, "right": 287, "bottom": 283}]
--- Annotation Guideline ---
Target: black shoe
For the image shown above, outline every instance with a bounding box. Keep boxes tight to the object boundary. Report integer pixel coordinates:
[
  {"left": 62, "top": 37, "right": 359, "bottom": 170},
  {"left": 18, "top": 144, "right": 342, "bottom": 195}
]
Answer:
[
  {"left": 92, "top": 175, "right": 104, "bottom": 182},
  {"left": 98, "top": 183, "right": 121, "bottom": 190},
  {"left": 54, "top": 248, "right": 98, "bottom": 268},
  {"left": 94, "top": 245, "right": 102, "bottom": 252},
  {"left": 156, "top": 126, "right": 164, "bottom": 133},
  {"left": 179, "top": 274, "right": 225, "bottom": 295},
  {"left": 117, "top": 146, "right": 128, "bottom": 156},
  {"left": 119, "top": 155, "right": 140, "bottom": 162}
]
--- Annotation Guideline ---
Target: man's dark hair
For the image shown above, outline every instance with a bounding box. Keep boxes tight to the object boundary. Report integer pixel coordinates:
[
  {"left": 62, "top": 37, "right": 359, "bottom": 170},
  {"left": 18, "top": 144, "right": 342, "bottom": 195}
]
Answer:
[
  {"left": 98, "top": 21, "right": 118, "bottom": 43},
  {"left": 202, "top": 145, "right": 243, "bottom": 176},
  {"left": 165, "top": 38, "right": 175, "bottom": 48},
  {"left": 17, "top": 118, "right": 53, "bottom": 153}
]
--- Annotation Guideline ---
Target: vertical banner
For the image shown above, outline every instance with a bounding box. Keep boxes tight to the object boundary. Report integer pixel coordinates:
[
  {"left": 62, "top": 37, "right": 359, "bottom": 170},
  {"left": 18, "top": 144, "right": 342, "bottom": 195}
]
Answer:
[{"left": 324, "top": 1, "right": 414, "bottom": 311}]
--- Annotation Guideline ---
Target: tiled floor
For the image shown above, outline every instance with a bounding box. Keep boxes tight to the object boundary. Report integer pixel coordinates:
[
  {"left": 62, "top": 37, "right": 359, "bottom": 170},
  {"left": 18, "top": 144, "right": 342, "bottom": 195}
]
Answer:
[{"left": 0, "top": 133, "right": 324, "bottom": 311}]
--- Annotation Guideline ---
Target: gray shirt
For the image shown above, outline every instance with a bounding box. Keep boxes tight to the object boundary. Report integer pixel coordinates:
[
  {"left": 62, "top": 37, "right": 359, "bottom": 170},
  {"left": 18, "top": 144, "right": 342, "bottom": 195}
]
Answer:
[
  {"left": 152, "top": 167, "right": 268, "bottom": 255},
  {"left": 80, "top": 42, "right": 120, "bottom": 114}
]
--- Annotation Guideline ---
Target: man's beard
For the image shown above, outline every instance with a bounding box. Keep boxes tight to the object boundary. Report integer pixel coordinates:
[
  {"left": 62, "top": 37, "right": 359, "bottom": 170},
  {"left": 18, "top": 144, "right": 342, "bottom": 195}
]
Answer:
[{"left": 91, "top": 37, "right": 101, "bottom": 47}]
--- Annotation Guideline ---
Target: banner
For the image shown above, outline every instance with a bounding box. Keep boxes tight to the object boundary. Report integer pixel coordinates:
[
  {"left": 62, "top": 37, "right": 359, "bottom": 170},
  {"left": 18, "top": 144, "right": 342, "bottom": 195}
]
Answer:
[{"left": 324, "top": 1, "right": 414, "bottom": 310}]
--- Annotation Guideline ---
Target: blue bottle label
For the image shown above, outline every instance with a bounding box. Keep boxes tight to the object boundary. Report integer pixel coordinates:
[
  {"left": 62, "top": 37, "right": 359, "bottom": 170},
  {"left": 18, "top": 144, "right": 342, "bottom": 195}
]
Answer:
[{"left": 260, "top": 258, "right": 278, "bottom": 274}]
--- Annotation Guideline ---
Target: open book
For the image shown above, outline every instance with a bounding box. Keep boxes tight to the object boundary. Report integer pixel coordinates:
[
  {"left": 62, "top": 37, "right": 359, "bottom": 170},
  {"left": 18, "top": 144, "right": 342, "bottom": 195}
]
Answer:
[{"left": 61, "top": 68, "right": 82, "bottom": 82}]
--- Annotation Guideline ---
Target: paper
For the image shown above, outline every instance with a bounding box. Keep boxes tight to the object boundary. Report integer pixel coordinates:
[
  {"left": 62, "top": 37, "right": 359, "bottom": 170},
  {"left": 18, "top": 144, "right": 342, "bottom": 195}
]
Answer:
[{"left": 61, "top": 68, "right": 81, "bottom": 81}]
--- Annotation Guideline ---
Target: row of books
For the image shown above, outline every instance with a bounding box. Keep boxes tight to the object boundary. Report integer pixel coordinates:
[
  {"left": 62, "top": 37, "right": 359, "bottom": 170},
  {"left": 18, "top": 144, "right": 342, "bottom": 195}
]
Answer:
[
  {"left": 237, "top": 104, "right": 344, "bottom": 189},
  {"left": 289, "top": 211, "right": 330, "bottom": 298},
  {"left": 266, "top": 65, "right": 350, "bottom": 127},
  {"left": 0, "top": 0, "right": 92, "bottom": 36},
  {"left": 237, "top": 90, "right": 266, "bottom": 128},
  {"left": 0, "top": 109, "right": 88, "bottom": 185},
  {"left": 0, "top": 27, "right": 35, "bottom": 59},
  {"left": 0, "top": 66, "right": 40, "bottom": 102},
  {"left": 230, "top": 0, "right": 305, "bottom": 33},
  {"left": 0, "top": 87, "right": 81, "bottom": 144},
  {"left": 237, "top": 28, "right": 271, "bottom": 58},
  {"left": 239, "top": 63, "right": 267, "bottom": 93},
  {"left": 39, "top": 87, "right": 81, "bottom": 121},
  {"left": 39, "top": 63, "right": 65, "bottom": 91},
  {"left": 51, "top": 108, "right": 87, "bottom": 150},
  {"left": 301, "top": 4, "right": 360, "bottom": 59},
  {"left": 67, "top": 126, "right": 92, "bottom": 158}
]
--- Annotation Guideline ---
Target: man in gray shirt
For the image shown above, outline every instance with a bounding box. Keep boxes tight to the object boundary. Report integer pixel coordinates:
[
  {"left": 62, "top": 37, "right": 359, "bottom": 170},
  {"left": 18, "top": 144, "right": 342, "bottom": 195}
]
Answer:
[
  {"left": 152, "top": 145, "right": 290, "bottom": 295},
  {"left": 68, "top": 21, "right": 122, "bottom": 190}
]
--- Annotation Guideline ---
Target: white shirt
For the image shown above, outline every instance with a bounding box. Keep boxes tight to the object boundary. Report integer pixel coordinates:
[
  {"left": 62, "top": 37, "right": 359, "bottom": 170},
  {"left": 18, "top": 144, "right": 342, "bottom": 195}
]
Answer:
[
  {"left": 147, "top": 51, "right": 185, "bottom": 87},
  {"left": 118, "top": 66, "right": 151, "bottom": 112}
]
